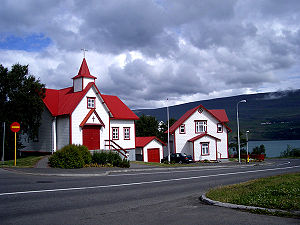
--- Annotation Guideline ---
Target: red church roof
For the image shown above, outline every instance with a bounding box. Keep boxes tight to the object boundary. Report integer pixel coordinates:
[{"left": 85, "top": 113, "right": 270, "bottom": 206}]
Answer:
[
  {"left": 43, "top": 83, "right": 94, "bottom": 116},
  {"left": 72, "top": 58, "right": 97, "bottom": 80},
  {"left": 43, "top": 83, "right": 139, "bottom": 120},
  {"left": 102, "top": 95, "right": 139, "bottom": 120},
  {"left": 168, "top": 105, "right": 230, "bottom": 134},
  {"left": 136, "top": 136, "right": 166, "bottom": 147}
]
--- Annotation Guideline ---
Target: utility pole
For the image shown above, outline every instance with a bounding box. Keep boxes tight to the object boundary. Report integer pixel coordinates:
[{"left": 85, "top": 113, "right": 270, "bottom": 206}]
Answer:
[
  {"left": 237, "top": 100, "right": 246, "bottom": 163},
  {"left": 167, "top": 98, "right": 170, "bottom": 163},
  {"left": 1, "top": 122, "right": 5, "bottom": 163}
]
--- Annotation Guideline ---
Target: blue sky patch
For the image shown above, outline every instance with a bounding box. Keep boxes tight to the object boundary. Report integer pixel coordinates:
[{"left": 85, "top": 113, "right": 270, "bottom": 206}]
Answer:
[{"left": 0, "top": 33, "right": 51, "bottom": 51}]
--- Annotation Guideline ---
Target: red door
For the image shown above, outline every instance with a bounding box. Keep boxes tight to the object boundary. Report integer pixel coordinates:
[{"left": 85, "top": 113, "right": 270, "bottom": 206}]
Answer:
[
  {"left": 83, "top": 126, "right": 100, "bottom": 150},
  {"left": 147, "top": 148, "right": 160, "bottom": 163}
]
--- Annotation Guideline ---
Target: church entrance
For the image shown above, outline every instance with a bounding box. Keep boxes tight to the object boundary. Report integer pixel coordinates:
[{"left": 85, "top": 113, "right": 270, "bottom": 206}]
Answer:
[{"left": 82, "top": 126, "right": 100, "bottom": 150}]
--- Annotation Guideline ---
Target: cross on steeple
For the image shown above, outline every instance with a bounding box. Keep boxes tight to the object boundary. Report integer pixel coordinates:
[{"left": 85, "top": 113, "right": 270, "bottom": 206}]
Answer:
[
  {"left": 81, "top": 48, "right": 88, "bottom": 58},
  {"left": 92, "top": 116, "right": 95, "bottom": 122}
]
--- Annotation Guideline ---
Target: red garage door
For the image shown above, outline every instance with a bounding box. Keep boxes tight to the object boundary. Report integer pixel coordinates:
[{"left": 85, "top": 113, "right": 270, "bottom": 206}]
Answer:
[
  {"left": 147, "top": 148, "right": 160, "bottom": 163},
  {"left": 83, "top": 126, "right": 100, "bottom": 150}
]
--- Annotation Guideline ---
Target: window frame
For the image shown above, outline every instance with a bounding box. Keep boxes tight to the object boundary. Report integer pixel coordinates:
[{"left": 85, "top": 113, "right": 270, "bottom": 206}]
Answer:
[
  {"left": 179, "top": 124, "right": 186, "bottom": 134},
  {"left": 112, "top": 127, "right": 119, "bottom": 140},
  {"left": 124, "top": 127, "right": 130, "bottom": 140},
  {"left": 87, "top": 97, "right": 96, "bottom": 109},
  {"left": 201, "top": 142, "right": 210, "bottom": 156},
  {"left": 195, "top": 120, "right": 207, "bottom": 134},
  {"left": 217, "top": 123, "right": 223, "bottom": 133}
]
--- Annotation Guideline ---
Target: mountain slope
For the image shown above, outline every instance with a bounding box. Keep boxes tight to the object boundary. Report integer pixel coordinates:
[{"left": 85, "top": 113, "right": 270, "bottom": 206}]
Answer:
[{"left": 134, "top": 90, "right": 300, "bottom": 141}]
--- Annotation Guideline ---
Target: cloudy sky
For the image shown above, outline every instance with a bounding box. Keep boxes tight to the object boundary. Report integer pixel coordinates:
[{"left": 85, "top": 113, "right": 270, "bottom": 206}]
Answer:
[{"left": 1, "top": 0, "right": 300, "bottom": 109}]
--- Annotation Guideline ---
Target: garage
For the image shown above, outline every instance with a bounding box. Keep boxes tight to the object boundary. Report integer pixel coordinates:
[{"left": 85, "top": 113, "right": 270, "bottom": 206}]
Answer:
[
  {"left": 147, "top": 148, "right": 160, "bottom": 163},
  {"left": 82, "top": 126, "right": 100, "bottom": 150},
  {"left": 135, "top": 137, "right": 165, "bottom": 163}
]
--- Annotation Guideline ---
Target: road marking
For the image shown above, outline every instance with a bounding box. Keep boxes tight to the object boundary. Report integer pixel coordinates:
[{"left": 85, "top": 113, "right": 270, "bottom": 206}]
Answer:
[
  {"left": 108, "top": 166, "right": 236, "bottom": 176},
  {"left": 0, "top": 165, "right": 299, "bottom": 197}
]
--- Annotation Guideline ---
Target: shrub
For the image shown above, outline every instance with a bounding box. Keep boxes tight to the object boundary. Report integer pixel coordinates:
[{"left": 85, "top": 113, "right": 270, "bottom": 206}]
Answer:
[
  {"left": 106, "top": 151, "right": 122, "bottom": 164},
  {"left": 92, "top": 151, "right": 108, "bottom": 165},
  {"left": 49, "top": 144, "right": 92, "bottom": 169},
  {"left": 280, "top": 145, "right": 300, "bottom": 157},
  {"left": 252, "top": 144, "right": 266, "bottom": 155},
  {"left": 119, "top": 158, "right": 130, "bottom": 168},
  {"left": 77, "top": 145, "right": 92, "bottom": 164}
]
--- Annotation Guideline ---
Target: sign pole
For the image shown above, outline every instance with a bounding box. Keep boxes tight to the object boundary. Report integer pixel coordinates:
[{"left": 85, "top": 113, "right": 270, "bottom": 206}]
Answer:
[
  {"left": 14, "top": 132, "right": 16, "bottom": 166},
  {"left": 10, "top": 122, "right": 20, "bottom": 166}
]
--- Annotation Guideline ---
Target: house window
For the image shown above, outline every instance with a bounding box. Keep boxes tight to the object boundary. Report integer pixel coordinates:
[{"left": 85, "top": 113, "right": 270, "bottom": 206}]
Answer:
[
  {"left": 87, "top": 97, "right": 95, "bottom": 109},
  {"left": 195, "top": 120, "right": 207, "bottom": 133},
  {"left": 179, "top": 124, "right": 185, "bottom": 134},
  {"left": 112, "top": 127, "right": 119, "bottom": 140},
  {"left": 124, "top": 127, "right": 130, "bottom": 140},
  {"left": 217, "top": 123, "right": 223, "bottom": 133},
  {"left": 201, "top": 142, "right": 209, "bottom": 155}
]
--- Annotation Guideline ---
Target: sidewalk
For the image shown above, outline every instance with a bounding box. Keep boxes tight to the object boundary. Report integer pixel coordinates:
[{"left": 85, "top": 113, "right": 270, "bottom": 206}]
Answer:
[{"left": 2, "top": 156, "right": 268, "bottom": 177}]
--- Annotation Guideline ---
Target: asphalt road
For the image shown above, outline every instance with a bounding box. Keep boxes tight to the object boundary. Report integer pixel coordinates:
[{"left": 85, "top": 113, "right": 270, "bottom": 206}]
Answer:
[{"left": 0, "top": 159, "right": 300, "bottom": 225}]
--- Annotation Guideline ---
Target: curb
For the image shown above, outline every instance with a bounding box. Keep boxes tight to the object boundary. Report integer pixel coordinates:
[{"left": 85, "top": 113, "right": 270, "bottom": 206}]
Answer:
[
  {"left": 1, "top": 163, "right": 264, "bottom": 177},
  {"left": 200, "top": 193, "right": 300, "bottom": 216}
]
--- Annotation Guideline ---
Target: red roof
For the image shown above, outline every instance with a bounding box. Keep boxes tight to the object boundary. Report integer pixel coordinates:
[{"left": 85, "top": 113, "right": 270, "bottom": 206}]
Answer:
[
  {"left": 72, "top": 58, "right": 97, "bottom": 80},
  {"left": 43, "top": 83, "right": 138, "bottom": 120},
  {"left": 43, "top": 83, "right": 94, "bottom": 116},
  {"left": 188, "top": 133, "right": 221, "bottom": 142},
  {"left": 168, "top": 105, "right": 230, "bottom": 134},
  {"left": 102, "top": 95, "right": 139, "bottom": 120},
  {"left": 136, "top": 136, "right": 166, "bottom": 147}
]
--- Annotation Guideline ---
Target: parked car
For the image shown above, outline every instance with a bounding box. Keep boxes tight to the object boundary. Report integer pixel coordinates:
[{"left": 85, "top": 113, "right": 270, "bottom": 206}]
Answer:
[{"left": 161, "top": 153, "right": 193, "bottom": 164}]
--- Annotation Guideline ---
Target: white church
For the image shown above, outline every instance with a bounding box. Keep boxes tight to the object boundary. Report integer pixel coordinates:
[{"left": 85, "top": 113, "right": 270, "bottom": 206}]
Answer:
[{"left": 21, "top": 58, "right": 139, "bottom": 160}]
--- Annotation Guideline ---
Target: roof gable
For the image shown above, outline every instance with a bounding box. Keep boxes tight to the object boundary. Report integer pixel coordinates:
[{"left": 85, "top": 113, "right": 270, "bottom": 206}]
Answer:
[
  {"left": 80, "top": 109, "right": 105, "bottom": 127},
  {"left": 135, "top": 136, "right": 166, "bottom": 147},
  {"left": 188, "top": 133, "right": 221, "bottom": 142},
  {"left": 43, "top": 82, "right": 95, "bottom": 116},
  {"left": 168, "top": 105, "right": 230, "bottom": 134}
]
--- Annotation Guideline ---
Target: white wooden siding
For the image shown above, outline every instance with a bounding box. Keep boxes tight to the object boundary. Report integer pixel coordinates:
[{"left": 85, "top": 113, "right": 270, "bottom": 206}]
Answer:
[
  {"left": 56, "top": 115, "right": 69, "bottom": 150},
  {"left": 21, "top": 108, "right": 53, "bottom": 152},
  {"left": 174, "top": 109, "right": 228, "bottom": 161},
  {"left": 73, "top": 78, "right": 82, "bottom": 92},
  {"left": 142, "top": 139, "right": 164, "bottom": 162},
  {"left": 71, "top": 86, "right": 110, "bottom": 149},
  {"left": 110, "top": 120, "right": 135, "bottom": 149}
]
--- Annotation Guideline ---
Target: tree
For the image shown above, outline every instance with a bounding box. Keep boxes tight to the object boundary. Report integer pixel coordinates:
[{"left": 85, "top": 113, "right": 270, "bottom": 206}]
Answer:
[
  {"left": 157, "top": 118, "right": 177, "bottom": 143},
  {"left": 135, "top": 114, "right": 160, "bottom": 137},
  {"left": 135, "top": 114, "right": 177, "bottom": 143},
  {"left": 0, "top": 64, "right": 45, "bottom": 160},
  {"left": 229, "top": 131, "right": 247, "bottom": 156}
]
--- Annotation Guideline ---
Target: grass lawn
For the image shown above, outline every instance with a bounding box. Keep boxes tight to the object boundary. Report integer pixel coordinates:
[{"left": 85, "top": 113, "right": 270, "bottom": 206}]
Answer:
[
  {"left": 0, "top": 156, "right": 45, "bottom": 168},
  {"left": 206, "top": 172, "right": 300, "bottom": 211}
]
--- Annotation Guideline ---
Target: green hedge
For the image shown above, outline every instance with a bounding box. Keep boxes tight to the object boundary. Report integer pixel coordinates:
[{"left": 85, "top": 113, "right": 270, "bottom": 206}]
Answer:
[
  {"left": 49, "top": 144, "right": 91, "bottom": 169},
  {"left": 49, "top": 146, "right": 130, "bottom": 169},
  {"left": 92, "top": 151, "right": 130, "bottom": 168}
]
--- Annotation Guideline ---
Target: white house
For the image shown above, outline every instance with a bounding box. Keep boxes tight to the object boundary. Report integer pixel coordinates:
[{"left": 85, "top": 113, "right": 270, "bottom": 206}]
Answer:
[
  {"left": 135, "top": 136, "right": 165, "bottom": 163},
  {"left": 21, "top": 58, "right": 139, "bottom": 160},
  {"left": 167, "top": 105, "right": 231, "bottom": 161}
]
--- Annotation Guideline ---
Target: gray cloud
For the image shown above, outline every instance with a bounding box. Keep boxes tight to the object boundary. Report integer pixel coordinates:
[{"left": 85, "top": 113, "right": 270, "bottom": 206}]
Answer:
[{"left": 1, "top": 0, "right": 300, "bottom": 109}]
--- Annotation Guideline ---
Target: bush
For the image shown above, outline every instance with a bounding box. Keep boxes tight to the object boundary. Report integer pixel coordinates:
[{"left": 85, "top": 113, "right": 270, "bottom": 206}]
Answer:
[
  {"left": 49, "top": 144, "right": 91, "bottom": 169},
  {"left": 91, "top": 150, "right": 130, "bottom": 168},
  {"left": 280, "top": 145, "right": 300, "bottom": 157},
  {"left": 252, "top": 144, "right": 266, "bottom": 155},
  {"left": 106, "top": 151, "right": 122, "bottom": 164},
  {"left": 119, "top": 158, "right": 130, "bottom": 168},
  {"left": 92, "top": 151, "right": 108, "bottom": 165}
]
